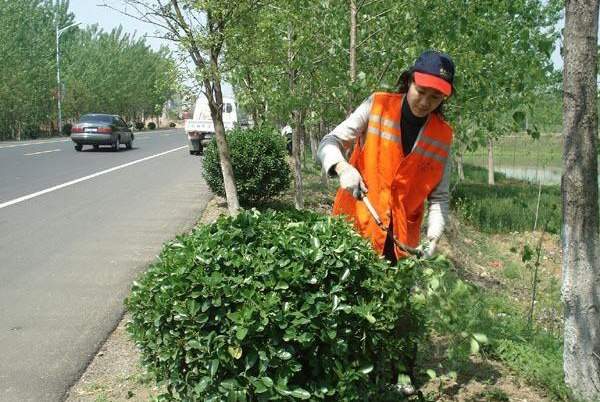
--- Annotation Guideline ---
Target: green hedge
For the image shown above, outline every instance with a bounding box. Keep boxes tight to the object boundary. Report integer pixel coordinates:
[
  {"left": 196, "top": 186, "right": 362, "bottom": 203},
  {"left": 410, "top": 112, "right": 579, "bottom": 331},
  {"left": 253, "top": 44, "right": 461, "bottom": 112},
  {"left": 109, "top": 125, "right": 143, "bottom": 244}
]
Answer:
[
  {"left": 126, "top": 210, "right": 459, "bottom": 401},
  {"left": 202, "top": 127, "right": 291, "bottom": 206}
]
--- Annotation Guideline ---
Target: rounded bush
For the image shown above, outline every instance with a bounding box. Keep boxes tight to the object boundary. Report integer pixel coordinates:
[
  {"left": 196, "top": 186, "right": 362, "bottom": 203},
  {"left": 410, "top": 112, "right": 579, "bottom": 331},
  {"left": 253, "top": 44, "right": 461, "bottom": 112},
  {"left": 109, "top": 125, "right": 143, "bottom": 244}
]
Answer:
[
  {"left": 135, "top": 121, "right": 145, "bottom": 130},
  {"left": 169, "top": 122, "right": 176, "bottom": 127},
  {"left": 202, "top": 127, "right": 291, "bottom": 206},
  {"left": 62, "top": 123, "right": 72, "bottom": 136},
  {"left": 127, "top": 210, "right": 430, "bottom": 401},
  {"left": 148, "top": 122, "right": 157, "bottom": 130}
]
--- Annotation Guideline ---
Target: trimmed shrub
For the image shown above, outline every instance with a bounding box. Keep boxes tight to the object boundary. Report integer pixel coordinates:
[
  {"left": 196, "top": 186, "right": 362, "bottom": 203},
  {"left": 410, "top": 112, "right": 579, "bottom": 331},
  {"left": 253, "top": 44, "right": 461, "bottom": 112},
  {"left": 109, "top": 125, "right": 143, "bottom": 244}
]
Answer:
[
  {"left": 202, "top": 127, "right": 291, "bottom": 206},
  {"left": 126, "top": 210, "right": 441, "bottom": 401},
  {"left": 62, "top": 123, "right": 72, "bottom": 136},
  {"left": 135, "top": 121, "right": 145, "bottom": 130},
  {"left": 148, "top": 122, "right": 157, "bottom": 130},
  {"left": 169, "top": 122, "right": 176, "bottom": 127}
]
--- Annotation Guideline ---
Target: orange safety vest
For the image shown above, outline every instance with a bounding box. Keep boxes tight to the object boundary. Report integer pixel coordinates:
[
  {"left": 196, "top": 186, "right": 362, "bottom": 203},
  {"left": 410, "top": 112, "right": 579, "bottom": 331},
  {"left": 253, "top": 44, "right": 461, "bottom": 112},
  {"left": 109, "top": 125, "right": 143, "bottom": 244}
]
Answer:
[{"left": 332, "top": 92, "right": 453, "bottom": 259}]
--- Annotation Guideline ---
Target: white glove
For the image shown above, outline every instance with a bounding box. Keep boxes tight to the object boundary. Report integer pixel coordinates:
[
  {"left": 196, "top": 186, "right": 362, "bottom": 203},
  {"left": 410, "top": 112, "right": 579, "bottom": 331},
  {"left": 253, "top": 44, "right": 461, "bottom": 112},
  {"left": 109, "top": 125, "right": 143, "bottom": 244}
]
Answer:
[
  {"left": 421, "top": 202, "right": 446, "bottom": 258},
  {"left": 418, "top": 236, "right": 439, "bottom": 258},
  {"left": 335, "top": 160, "right": 367, "bottom": 199}
]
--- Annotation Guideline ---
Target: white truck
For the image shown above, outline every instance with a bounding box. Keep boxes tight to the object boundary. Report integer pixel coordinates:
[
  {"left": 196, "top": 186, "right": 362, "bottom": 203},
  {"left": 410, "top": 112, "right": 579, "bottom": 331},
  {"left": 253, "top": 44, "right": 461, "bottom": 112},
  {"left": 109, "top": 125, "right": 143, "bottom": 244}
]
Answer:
[{"left": 184, "top": 96, "right": 238, "bottom": 155}]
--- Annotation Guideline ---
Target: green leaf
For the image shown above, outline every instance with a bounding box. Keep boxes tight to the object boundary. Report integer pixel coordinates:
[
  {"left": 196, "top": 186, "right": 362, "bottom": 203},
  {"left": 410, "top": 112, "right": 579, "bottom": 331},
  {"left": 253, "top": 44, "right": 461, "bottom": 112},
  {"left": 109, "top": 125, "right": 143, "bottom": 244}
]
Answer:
[
  {"left": 228, "top": 345, "right": 243, "bottom": 359},
  {"left": 340, "top": 268, "right": 350, "bottom": 281},
  {"left": 473, "top": 333, "right": 489, "bottom": 344},
  {"left": 195, "top": 376, "right": 211, "bottom": 393},
  {"left": 397, "top": 374, "right": 412, "bottom": 386},
  {"left": 290, "top": 388, "right": 311, "bottom": 399},
  {"left": 236, "top": 326, "right": 249, "bottom": 340},
  {"left": 522, "top": 245, "right": 534, "bottom": 262},
  {"left": 261, "top": 376, "right": 274, "bottom": 387},
  {"left": 210, "top": 359, "right": 219, "bottom": 377},
  {"left": 470, "top": 338, "right": 480, "bottom": 354},
  {"left": 426, "top": 369, "right": 437, "bottom": 379},
  {"left": 359, "top": 364, "right": 373, "bottom": 374},
  {"left": 276, "top": 349, "right": 292, "bottom": 360}
]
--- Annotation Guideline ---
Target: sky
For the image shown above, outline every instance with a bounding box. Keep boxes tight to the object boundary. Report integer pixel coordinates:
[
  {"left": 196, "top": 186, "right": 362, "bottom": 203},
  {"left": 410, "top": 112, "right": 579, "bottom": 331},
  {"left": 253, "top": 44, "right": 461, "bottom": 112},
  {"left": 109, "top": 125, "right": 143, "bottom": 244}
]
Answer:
[
  {"left": 69, "top": 0, "right": 167, "bottom": 51},
  {"left": 69, "top": 1, "right": 565, "bottom": 80}
]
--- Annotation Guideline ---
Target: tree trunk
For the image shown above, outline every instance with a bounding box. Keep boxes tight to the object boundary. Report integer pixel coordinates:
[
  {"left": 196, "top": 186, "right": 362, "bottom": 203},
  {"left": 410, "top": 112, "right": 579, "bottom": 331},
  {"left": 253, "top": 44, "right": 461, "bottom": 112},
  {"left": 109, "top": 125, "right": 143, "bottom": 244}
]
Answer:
[
  {"left": 299, "top": 121, "right": 305, "bottom": 166},
  {"left": 456, "top": 152, "right": 465, "bottom": 181},
  {"left": 309, "top": 126, "right": 319, "bottom": 162},
  {"left": 292, "top": 110, "right": 304, "bottom": 209},
  {"left": 348, "top": 0, "right": 357, "bottom": 115},
  {"left": 319, "top": 118, "right": 328, "bottom": 186},
  {"left": 562, "top": 1, "right": 600, "bottom": 400},
  {"left": 288, "top": 24, "right": 303, "bottom": 209},
  {"left": 212, "top": 107, "right": 240, "bottom": 215},
  {"left": 487, "top": 137, "right": 495, "bottom": 185}
]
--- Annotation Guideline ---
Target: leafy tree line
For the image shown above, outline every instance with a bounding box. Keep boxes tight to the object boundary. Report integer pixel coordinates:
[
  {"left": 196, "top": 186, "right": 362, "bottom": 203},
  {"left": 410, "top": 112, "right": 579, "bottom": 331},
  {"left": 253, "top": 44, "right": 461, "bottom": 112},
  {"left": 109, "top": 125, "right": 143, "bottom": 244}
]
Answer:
[
  {"left": 222, "top": 0, "right": 561, "bottom": 195},
  {"left": 0, "top": 0, "right": 176, "bottom": 141}
]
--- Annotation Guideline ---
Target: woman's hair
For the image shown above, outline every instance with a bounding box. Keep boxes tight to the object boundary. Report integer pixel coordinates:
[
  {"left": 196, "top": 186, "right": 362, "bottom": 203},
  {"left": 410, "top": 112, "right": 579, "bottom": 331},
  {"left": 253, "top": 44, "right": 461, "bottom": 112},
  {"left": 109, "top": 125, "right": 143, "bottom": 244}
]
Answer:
[{"left": 395, "top": 68, "right": 446, "bottom": 116}]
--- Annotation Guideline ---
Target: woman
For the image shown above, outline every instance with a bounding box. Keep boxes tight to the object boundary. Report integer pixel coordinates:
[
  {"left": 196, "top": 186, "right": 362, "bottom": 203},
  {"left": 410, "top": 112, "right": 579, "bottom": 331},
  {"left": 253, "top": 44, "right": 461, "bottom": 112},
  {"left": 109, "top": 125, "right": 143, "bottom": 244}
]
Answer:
[{"left": 317, "top": 50, "right": 455, "bottom": 263}]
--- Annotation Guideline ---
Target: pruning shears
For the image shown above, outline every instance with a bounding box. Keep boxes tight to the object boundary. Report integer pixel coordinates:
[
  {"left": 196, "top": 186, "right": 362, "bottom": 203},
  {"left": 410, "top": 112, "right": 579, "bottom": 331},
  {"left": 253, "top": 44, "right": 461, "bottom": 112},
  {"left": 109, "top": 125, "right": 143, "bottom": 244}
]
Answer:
[{"left": 361, "top": 195, "right": 423, "bottom": 258}]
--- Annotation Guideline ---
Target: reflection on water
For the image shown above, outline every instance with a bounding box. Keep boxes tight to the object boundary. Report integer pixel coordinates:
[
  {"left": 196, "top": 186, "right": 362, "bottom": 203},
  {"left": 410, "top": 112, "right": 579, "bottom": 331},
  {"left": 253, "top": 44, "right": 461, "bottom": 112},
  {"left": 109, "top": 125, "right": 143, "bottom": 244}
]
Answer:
[{"left": 496, "top": 166, "right": 562, "bottom": 185}]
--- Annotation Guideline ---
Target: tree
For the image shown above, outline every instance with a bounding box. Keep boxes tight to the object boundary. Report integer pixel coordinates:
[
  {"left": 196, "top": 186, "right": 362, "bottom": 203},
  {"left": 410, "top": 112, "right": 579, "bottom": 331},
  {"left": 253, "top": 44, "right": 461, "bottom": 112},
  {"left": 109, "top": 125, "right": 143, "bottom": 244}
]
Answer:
[
  {"left": 115, "top": 0, "right": 246, "bottom": 214},
  {"left": 561, "top": 1, "right": 600, "bottom": 400},
  {"left": 61, "top": 26, "right": 176, "bottom": 122}
]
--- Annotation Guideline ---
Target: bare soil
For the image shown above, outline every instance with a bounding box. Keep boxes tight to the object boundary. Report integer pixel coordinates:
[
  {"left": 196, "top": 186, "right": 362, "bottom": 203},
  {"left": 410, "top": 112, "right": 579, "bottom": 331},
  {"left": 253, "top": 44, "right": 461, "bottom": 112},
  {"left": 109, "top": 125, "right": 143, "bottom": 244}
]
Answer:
[{"left": 65, "top": 195, "right": 562, "bottom": 402}]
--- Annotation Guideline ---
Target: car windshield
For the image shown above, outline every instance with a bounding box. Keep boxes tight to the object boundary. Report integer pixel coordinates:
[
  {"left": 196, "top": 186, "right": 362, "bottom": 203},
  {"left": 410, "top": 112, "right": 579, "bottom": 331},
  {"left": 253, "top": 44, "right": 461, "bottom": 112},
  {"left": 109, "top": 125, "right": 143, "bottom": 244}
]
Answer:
[{"left": 79, "top": 114, "right": 114, "bottom": 124}]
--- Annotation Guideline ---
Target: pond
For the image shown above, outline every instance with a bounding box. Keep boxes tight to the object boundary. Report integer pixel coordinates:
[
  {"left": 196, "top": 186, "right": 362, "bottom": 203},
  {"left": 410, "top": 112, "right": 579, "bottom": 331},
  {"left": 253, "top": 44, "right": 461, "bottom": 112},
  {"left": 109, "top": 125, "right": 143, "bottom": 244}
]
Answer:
[{"left": 496, "top": 166, "right": 562, "bottom": 185}]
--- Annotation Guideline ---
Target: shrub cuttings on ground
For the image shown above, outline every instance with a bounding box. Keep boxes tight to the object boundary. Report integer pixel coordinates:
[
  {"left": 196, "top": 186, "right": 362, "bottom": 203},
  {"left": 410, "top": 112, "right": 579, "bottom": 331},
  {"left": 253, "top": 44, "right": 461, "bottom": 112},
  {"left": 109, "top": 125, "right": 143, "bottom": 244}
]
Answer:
[
  {"left": 202, "top": 127, "right": 291, "bottom": 206},
  {"left": 126, "top": 210, "right": 464, "bottom": 401}
]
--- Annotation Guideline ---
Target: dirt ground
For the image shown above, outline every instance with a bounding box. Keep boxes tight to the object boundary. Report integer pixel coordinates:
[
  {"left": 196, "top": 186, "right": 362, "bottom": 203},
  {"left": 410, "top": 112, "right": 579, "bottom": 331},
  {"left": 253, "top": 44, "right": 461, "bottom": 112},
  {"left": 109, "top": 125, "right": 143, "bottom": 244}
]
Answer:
[{"left": 65, "top": 196, "right": 561, "bottom": 402}]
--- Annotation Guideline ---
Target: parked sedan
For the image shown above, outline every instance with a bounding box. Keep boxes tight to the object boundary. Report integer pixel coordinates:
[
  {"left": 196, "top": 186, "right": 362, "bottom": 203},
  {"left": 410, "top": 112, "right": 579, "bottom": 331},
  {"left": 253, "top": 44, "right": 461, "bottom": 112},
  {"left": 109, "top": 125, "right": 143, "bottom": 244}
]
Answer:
[{"left": 70, "top": 114, "right": 134, "bottom": 152}]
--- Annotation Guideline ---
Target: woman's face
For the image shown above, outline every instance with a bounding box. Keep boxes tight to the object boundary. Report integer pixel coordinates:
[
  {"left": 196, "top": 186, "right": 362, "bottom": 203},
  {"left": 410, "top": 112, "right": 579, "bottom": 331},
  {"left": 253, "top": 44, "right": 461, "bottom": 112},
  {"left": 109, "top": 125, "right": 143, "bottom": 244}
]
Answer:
[{"left": 406, "top": 82, "right": 446, "bottom": 117}]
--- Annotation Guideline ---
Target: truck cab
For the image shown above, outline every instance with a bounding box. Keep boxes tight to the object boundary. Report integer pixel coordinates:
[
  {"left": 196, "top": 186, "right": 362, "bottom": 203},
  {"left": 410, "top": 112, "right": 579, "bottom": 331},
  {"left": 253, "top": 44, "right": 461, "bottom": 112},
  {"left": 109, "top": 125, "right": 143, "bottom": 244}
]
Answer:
[{"left": 184, "top": 96, "right": 237, "bottom": 155}]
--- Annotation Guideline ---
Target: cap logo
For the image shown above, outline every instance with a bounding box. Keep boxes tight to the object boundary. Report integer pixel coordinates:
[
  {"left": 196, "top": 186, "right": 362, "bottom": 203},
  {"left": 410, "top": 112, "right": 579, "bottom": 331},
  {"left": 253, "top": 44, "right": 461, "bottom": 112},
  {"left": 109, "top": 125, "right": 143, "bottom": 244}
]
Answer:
[{"left": 439, "top": 67, "right": 451, "bottom": 80}]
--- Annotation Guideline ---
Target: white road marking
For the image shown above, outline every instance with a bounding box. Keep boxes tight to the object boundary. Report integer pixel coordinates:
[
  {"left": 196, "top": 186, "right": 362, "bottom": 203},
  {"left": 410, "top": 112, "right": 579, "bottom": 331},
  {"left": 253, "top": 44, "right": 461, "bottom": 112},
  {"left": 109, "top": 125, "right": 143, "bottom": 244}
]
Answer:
[
  {"left": 0, "top": 146, "right": 187, "bottom": 210},
  {"left": 24, "top": 149, "right": 61, "bottom": 156},
  {"left": 0, "top": 139, "right": 71, "bottom": 149},
  {"left": 0, "top": 129, "right": 180, "bottom": 150}
]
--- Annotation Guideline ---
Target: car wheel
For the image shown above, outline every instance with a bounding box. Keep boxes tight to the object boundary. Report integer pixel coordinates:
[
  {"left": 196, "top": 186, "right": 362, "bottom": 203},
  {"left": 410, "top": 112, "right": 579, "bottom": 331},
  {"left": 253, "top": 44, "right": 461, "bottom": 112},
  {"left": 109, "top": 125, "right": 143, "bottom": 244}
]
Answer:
[
  {"left": 74, "top": 144, "right": 83, "bottom": 152},
  {"left": 112, "top": 137, "right": 120, "bottom": 152},
  {"left": 126, "top": 140, "right": 132, "bottom": 150},
  {"left": 93, "top": 145, "right": 99, "bottom": 150}
]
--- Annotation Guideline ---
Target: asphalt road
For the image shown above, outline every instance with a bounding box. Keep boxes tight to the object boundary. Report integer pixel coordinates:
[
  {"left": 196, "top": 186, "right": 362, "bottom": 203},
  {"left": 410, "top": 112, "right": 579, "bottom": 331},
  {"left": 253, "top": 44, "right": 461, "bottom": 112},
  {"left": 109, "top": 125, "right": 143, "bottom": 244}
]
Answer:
[{"left": 0, "top": 129, "right": 211, "bottom": 401}]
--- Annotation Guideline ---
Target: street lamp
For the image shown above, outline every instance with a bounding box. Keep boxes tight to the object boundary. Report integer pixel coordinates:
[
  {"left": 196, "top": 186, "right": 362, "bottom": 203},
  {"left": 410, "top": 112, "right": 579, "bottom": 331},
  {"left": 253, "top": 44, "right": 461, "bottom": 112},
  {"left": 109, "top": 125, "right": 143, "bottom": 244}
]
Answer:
[{"left": 56, "top": 21, "right": 80, "bottom": 134}]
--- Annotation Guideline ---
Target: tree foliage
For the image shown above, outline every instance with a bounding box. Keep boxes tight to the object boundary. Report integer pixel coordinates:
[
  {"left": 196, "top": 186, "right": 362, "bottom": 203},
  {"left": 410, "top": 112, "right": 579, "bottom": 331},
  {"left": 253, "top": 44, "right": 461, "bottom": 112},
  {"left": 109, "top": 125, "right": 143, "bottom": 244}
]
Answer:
[
  {"left": 225, "top": 0, "right": 561, "bottom": 153},
  {"left": 0, "top": 0, "right": 176, "bottom": 140}
]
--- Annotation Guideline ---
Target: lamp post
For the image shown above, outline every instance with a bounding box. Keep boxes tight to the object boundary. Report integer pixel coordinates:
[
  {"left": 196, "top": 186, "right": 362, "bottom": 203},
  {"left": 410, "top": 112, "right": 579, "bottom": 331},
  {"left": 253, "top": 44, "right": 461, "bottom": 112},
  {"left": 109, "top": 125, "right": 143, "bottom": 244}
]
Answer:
[{"left": 56, "top": 22, "right": 80, "bottom": 134}]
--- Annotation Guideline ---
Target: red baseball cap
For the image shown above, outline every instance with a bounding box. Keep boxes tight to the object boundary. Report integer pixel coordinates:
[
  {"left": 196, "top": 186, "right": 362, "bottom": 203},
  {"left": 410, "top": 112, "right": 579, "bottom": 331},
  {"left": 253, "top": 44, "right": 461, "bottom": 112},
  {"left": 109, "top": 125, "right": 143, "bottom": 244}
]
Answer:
[{"left": 412, "top": 51, "right": 455, "bottom": 96}]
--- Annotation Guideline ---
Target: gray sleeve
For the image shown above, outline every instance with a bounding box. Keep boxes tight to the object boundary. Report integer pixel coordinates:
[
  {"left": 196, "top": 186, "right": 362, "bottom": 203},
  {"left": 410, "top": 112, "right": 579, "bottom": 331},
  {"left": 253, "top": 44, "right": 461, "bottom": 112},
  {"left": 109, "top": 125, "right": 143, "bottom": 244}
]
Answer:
[
  {"left": 316, "top": 96, "right": 372, "bottom": 175},
  {"left": 426, "top": 156, "right": 451, "bottom": 239}
]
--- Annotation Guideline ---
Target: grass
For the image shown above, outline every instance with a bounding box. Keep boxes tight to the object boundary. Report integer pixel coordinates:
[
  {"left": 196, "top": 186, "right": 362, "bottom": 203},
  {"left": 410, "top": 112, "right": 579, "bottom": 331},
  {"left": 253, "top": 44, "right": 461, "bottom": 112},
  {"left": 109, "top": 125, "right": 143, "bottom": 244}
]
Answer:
[
  {"left": 443, "top": 166, "right": 569, "bottom": 400},
  {"left": 462, "top": 133, "right": 563, "bottom": 168},
  {"left": 475, "top": 295, "right": 567, "bottom": 400},
  {"left": 451, "top": 164, "right": 562, "bottom": 234}
]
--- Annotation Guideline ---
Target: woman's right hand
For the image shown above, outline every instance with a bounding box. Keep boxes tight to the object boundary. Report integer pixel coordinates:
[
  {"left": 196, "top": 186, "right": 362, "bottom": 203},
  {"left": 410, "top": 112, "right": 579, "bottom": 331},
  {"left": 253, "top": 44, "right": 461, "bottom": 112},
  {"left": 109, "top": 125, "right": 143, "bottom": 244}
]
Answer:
[{"left": 335, "top": 160, "right": 367, "bottom": 199}]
